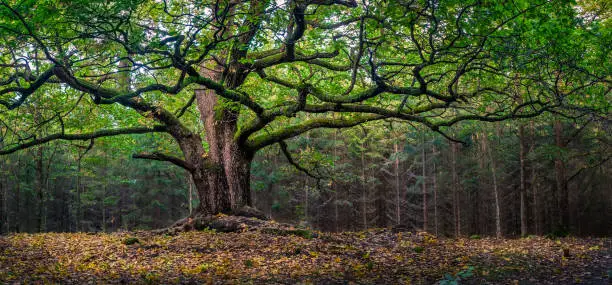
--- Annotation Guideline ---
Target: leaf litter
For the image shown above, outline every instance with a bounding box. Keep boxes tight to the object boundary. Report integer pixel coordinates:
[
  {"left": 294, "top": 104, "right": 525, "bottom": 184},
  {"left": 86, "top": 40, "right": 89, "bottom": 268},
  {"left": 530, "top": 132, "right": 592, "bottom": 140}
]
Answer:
[{"left": 0, "top": 222, "right": 609, "bottom": 284}]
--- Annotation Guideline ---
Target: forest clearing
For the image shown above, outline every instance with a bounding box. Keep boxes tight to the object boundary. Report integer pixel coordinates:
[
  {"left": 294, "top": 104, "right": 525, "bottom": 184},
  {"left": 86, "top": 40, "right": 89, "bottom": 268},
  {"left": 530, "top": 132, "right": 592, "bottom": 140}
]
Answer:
[{"left": 0, "top": 219, "right": 610, "bottom": 284}]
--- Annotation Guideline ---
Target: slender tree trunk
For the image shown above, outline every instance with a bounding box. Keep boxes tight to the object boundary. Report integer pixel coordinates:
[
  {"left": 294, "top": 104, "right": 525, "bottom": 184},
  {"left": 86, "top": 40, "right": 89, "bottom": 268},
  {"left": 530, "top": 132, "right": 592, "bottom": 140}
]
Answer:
[
  {"left": 333, "top": 130, "right": 339, "bottom": 232},
  {"left": 36, "top": 146, "right": 45, "bottom": 232},
  {"left": 531, "top": 168, "right": 539, "bottom": 234},
  {"left": 303, "top": 177, "right": 309, "bottom": 224},
  {"left": 13, "top": 158, "right": 20, "bottom": 233},
  {"left": 530, "top": 121, "right": 540, "bottom": 235},
  {"left": 482, "top": 133, "right": 502, "bottom": 238},
  {"left": 394, "top": 142, "right": 401, "bottom": 225},
  {"left": 102, "top": 184, "right": 106, "bottom": 232},
  {"left": 554, "top": 120, "right": 569, "bottom": 230},
  {"left": 451, "top": 142, "right": 460, "bottom": 238},
  {"left": 361, "top": 147, "right": 367, "bottom": 230},
  {"left": 76, "top": 157, "right": 82, "bottom": 231},
  {"left": 489, "top": 142, "right": 502, "bottom": 239},
  {"left": 187, "top": 174, "right": 194, "bottom": 215},
  {"left": 422, "top": 132, "right": 427, "bottom": 232},
  {"left": 432, "top": 144, "right": 438, "bottom": 236},
  {"left": 119, "top": 185, "right": 126, "bottom": 230},
  {"left": 0, "top": 168, "right": 4, "bottom": 234},
  {"left": 0, "top": 151, "right": 6, "bottom": 234},
  {"left": 519, "top": 124, "right": 528, "bottom": 237},
  {"left": 475, "top": 133, "right": 486, "bottom": 235}
]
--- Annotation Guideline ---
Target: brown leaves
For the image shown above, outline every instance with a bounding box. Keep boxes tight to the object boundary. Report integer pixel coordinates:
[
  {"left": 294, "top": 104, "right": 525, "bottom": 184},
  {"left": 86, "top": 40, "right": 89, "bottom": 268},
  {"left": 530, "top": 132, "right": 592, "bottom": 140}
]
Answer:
[{"left": 0, "top": 231, "right": 609, "bottom": 284}]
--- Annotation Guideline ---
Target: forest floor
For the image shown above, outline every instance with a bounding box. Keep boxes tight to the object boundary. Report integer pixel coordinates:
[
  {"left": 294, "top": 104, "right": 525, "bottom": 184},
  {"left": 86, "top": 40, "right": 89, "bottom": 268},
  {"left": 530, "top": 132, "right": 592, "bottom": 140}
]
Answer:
[{"left": 0, "top": 219, "right": 610, "bottom": 284}]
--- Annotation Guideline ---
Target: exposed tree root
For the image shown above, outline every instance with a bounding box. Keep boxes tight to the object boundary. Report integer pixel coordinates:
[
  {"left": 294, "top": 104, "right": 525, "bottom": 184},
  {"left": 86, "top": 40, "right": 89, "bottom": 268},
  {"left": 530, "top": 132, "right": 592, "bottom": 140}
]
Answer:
[{"left": 156, "top": 206, "right": 304, "bottom": 236}]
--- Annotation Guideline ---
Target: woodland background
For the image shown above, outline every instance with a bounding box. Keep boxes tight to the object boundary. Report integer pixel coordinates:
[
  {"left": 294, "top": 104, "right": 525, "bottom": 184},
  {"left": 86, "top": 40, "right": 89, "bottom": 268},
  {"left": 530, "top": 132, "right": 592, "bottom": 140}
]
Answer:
[{"left": 1, "top": 118, "right": 609, "bottom": 237}]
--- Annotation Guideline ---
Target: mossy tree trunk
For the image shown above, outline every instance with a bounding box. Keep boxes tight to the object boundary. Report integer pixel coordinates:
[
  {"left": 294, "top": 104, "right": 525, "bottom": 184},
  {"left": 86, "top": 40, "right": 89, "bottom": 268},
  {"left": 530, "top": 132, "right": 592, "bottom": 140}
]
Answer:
[
  {"left": 166, "top": 60, "right": 255, "bottom": 216},
  {"left": 168, "top": 115, "right": 253, "bottom": 215}
]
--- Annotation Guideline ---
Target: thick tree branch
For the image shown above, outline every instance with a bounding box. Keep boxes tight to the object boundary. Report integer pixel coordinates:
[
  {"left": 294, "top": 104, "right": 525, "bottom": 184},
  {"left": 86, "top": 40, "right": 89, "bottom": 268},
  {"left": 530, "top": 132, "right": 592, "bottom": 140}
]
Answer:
[
  {"left": 132, "top": 151, "right": 194, "bottom": 171},
  {"left": 190, "top": 74, "right": 264, "bottom": 114},
  {"left": 51, "top": 66, "right": 194, "bottom": 137},
  {"left": 251, "top": 50, "right": 341, "bottom": 70},
  {"left": 247, "top": 114, "right": 384, "bottom": 150},
  {"left": 0, "top": 126, "right": 167, "bottom": 155},
  {"left": 0, "top": 68, "right": 55, "bottom": 110}
]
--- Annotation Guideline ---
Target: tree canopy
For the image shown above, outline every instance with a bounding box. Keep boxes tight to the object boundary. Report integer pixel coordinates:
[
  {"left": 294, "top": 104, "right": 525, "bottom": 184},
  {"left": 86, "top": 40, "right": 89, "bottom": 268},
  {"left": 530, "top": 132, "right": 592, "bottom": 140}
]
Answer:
[{"left": 0, "top": 0, "right": 609, "bottom": 215}]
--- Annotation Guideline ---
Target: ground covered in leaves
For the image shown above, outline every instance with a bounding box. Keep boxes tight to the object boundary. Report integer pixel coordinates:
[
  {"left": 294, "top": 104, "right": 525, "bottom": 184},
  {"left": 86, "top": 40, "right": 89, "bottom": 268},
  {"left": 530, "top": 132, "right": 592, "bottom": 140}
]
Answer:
[{"left": 0, "top": 222, "right": 610, "bottom": 284}]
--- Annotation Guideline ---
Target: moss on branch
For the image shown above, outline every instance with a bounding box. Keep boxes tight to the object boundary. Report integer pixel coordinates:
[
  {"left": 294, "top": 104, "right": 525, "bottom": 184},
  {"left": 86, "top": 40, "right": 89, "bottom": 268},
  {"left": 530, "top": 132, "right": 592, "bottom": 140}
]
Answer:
[{"left": 246, "top": 114, "right": 384, "bottom": 150}]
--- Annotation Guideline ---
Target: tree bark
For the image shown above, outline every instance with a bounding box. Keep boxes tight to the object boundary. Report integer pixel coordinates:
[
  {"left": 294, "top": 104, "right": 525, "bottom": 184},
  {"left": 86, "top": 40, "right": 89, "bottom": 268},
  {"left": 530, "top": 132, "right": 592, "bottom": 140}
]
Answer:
[
  {"left": 530, "top": 121, "right": 540, "bottom": 235},
  {"left": 0, "top": 164, "right": 5, "bottom": 234},
  {"left": 176, "top": 127, "right": 253, "bottom": 215},
  {"left": 519, "top": 124, "right": 528, "bottom": 237},
  {"left": 333, "top": 129, "right": 339, "bottom": 232},
  {"left": 13, "top": 157, "right": 20, "bottom": 233},
  {"left": 554, "top": 120, "right": 569, "bottom": 230},
  {"left": 361, "top": 137, "right": 368, "bottom": 230},
  {"left": 432, "top": 144, "right": 438, "bottom": 236},
  {"left": 394, "top": 142, "right": 401, "bottom": 225},
  {"left": 102, "top": 184, "right": 106, "bottom": 232},
  {"left": 36, "top": 146, "right": 46, "bottom": 232},
  {"left": 178, "top": 60, "right": 254, "bottom": 216},
  {"left": 187, "top": 174, "right": 194, "bottom": 215},
  {"left": 451, "top": 141, "right": 461, "bottom": 238},
  {"left": 0, "top": 147, "right": 6, "bottom": 234},
  {"left": 422, "top": 132, "right": 427, "bottom": 232},
  {"left": 486, "top": 135, "right": 502, "bottom": 239}
]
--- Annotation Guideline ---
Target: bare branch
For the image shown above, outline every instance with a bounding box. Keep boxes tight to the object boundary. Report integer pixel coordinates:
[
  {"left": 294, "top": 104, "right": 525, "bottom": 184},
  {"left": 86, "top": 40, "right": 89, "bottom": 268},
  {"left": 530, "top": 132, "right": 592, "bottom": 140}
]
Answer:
[{"left": 279, "top": 140, "right": 323, "bottom": 179}]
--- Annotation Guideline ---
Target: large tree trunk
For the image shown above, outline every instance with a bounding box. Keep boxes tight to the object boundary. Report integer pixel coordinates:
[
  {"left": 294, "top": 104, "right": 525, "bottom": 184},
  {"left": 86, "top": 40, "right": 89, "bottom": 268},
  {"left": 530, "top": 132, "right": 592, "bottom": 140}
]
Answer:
[
  {"left": 177, "top": 128, "right": 253, "bottom": 215},
  {"left": 170, "top": 84, "right": 253, "bottom": 215}
]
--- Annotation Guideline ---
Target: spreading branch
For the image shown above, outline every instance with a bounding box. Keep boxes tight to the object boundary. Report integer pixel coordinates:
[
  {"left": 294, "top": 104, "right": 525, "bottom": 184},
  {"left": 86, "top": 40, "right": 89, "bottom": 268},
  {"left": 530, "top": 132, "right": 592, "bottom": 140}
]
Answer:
[
  {"left": 279, "top": 140, "right": 323, "bottom": 179},
  {"left": 132, "top": 151, "right": 194, "bottom": 171},
  {"left": 0, "top": 126, "right": 167, "bottom": 155}
]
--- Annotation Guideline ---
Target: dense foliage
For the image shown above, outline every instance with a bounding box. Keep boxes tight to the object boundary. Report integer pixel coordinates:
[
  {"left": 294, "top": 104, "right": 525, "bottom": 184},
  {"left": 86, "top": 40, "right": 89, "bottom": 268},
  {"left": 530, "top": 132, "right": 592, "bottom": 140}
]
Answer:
[{"left": 0, "top": 0, "right": 609, "bottom": 235}]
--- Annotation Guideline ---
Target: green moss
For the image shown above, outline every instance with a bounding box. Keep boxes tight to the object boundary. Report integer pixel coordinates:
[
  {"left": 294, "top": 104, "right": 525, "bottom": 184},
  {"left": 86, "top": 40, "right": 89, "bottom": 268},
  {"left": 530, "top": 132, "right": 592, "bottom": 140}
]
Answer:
[
  {"left": 244, "top": 259, "right": 254, "bottom": 268},
  {"left": 261, "top": 228, "right": 314, "bottom": 239},
  {"left": 123, "top": 237, "right": 140, "bottom": 245}
]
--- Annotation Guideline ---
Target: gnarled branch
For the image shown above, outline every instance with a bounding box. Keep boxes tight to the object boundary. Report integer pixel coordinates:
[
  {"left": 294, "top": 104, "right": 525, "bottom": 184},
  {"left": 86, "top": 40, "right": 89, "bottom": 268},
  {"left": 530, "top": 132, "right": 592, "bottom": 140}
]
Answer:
[
  {"left": 132, "top": 151, "right": 194, "bottom": 171},
  {"left": 279, "top": 140, "right": 323, "bottom": 179},
  {"left": 0, "top": 126, "right": 167, "bottom": 155}
]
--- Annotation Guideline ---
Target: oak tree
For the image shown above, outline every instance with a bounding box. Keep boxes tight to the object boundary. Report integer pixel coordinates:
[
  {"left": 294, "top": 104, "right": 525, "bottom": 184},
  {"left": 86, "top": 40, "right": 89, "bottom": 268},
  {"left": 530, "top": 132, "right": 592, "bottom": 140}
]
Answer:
[{"left": 0, "top": 0, "right": 606, "bottom": 218}]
